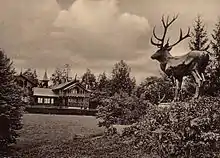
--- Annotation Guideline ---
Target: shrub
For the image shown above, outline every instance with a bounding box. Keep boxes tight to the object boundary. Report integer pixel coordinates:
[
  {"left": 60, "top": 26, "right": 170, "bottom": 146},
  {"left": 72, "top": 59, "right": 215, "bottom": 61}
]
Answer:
[
  {"left": 96, "top": 92, "right": 152, "bottom": 127},
  {"left": 136, "top": 76, "right": 175, "bottom": 104},
  {"left": 122, "top": 96, "right": 220, "bottom": 158}
]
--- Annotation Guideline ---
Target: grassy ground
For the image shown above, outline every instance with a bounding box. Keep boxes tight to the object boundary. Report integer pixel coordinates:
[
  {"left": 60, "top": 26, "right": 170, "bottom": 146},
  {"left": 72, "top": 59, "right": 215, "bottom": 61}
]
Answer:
[
  {"left": 10, "top": 114, "right": 106, "bottom": 158},
  {"left": 17, "top": 114, "right": 104, "bottom": 144}
]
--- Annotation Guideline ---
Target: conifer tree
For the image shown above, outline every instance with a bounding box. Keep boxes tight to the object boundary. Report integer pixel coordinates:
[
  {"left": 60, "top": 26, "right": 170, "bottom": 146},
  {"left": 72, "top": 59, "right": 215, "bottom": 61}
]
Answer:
[
  {"left": 97, "top": 72, "right": 110, "bottom": 92},
  {"left": 0, "top": 49, "right": 24, "bottom": 152},
  {"left": 211, "top": 18, "right": 220, "bottom": 62},
  {"left": 205, "top": 18, "right": 220, "bottom": 95},
  {"left": 189, "top": 15, "right": 210, "bottom": 51},
  {"left": 187, "top": 15, "right": 210, "bottom": 96},
  {"left": 81, "top": 68, "right": 97, "bottom": 90}
]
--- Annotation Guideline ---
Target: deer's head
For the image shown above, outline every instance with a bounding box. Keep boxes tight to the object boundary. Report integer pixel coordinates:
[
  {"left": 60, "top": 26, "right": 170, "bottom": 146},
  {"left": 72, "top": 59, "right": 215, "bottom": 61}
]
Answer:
[{"left": 151, "top": 15, "right": 190, "bottom": 63}]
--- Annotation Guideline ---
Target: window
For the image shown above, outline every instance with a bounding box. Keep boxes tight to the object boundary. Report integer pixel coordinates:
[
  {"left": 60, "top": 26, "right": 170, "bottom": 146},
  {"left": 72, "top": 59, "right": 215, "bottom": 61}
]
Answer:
[
  {"left": 51, "top": 98, "right": 54, "bottom": 104},
  {"left": 38, "top": 97, "right": 43, "bottom": 104},
  {"left": 44, "top": 98, "right": 50, "bottom": 104},
  {"left": 72, "top": 89, "right": 77, "bottom": 94}
]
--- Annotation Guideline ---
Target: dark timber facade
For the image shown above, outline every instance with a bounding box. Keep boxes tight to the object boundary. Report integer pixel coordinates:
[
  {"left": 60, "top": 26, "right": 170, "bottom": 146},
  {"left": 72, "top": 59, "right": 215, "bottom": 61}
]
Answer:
[{"left": 33, "top": 80, "right": 90, "bottom": 109}]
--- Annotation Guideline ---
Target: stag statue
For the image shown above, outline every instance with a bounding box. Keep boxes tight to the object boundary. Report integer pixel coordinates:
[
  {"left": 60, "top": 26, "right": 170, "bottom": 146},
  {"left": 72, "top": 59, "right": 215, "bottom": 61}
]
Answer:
[{"left": 150, "top": 15, "right": 209, "bottom": 102}]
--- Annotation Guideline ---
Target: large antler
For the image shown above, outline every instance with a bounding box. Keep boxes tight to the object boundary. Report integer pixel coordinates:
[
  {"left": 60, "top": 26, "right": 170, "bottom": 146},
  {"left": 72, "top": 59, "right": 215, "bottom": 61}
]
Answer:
[
  {"left": 151, "top": 15, "right": 179, "bottom": 48},
  {"left": 168, "top": 27, "right": 191, "bottom": 48}
]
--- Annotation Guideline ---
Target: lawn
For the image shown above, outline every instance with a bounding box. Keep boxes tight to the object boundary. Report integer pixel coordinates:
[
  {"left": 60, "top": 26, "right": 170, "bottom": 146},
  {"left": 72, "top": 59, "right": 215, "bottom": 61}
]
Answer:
[
  {"left": 11, "top": 114, "right": 105, "bottom": 158},
  {"left": 17, "top": 114, "right": 104, "bottom": 144}
]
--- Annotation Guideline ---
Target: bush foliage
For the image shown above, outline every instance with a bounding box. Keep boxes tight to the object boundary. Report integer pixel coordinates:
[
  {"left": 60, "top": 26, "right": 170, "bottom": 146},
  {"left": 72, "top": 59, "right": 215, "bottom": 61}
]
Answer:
[
  {"left": 136, "top": 76, "right": 174, "bottom": 104},
  {"left": 96, "top": 92, "right": 152, "bottom": 127},
  {"left": 122, "top": 96, "right": 220, "bottom": 158}
]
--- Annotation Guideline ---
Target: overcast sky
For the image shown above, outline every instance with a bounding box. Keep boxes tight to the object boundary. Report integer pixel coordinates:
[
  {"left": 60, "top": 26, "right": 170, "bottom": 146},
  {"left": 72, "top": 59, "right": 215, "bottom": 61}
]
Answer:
[{"left": 1, "top": 0, "right": 220, "bottom": 83}]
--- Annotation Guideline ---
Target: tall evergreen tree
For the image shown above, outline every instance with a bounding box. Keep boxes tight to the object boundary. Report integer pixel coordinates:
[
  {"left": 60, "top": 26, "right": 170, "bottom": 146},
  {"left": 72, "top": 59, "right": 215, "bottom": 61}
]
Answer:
[
  {"left": 97, "top": 72, "right": 110, "bottom": 92},
  {"left": 211, "top": 18, "right": 220, "bottom": 61},
  {"left": 205, "top": 18, "right": 220, "bottom": 95},
  {"left": 186, "top": 15, "right": 210, "bottom": 96},
  {"left": 0, "top": 49, "right": 24, "bottom": 152},
  {"left": 110, "top": 60, "right": 136, "bottom": 95},
  {"left": 189, "top": 15, "right": 210, "bottom": 51},
  {"left": 81, "top": 69, "right": 97, "bottom": 90}
]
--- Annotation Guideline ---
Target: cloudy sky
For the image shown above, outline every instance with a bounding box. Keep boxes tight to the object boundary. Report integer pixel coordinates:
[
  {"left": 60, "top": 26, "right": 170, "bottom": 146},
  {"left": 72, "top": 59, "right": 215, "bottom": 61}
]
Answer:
[{"left": 1, "top": 0, "right": 220, "bottom": 83}]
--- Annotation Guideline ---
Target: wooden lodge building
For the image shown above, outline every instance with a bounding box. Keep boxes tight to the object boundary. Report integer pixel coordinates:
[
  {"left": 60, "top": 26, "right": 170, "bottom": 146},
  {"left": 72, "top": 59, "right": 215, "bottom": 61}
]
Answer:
[
  {"left": 16, "top": 70, "right": 91, "bottom": 109},
  {"left": 33, "top": 81, "right": 90, "bottom": 109},
  {"left": 15, "top": 71, "right": 38, "bottom": 103}
]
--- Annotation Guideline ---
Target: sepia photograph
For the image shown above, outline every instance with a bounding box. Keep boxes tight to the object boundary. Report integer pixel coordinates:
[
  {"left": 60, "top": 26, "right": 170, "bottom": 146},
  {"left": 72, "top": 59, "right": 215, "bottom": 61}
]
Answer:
[{"left": 1, "top": 0, "right": 220, "bottom": 157}]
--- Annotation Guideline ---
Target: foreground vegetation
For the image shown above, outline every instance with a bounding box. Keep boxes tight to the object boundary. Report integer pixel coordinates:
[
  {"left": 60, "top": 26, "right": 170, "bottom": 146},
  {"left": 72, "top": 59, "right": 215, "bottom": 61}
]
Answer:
[
  {"left": 9, "top": 114, "right": 146, "bottom": 158},
  {"left": 10, "top": 96, "right": 220, "bottom": 158},
  {"left": 0, "top": 49, "right": 24, "bottom": 153}
]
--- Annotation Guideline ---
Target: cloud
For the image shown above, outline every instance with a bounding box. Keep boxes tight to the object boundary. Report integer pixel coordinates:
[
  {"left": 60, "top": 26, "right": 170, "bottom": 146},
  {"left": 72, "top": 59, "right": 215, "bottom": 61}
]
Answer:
[
  {"left": 0, "top": 0, "right": 60, "bottom": 65},
  {"left": 53, "top": 0, "right": 150, "bottom": 61},
  {"left": 56, "top": 0, "right": 76, "bottom": 10}
]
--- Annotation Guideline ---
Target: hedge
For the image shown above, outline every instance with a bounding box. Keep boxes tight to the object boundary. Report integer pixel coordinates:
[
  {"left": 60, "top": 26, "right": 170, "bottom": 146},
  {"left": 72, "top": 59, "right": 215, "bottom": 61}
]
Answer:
[{"left": 25, "top": 106, "right": 97, "bottom": 116}]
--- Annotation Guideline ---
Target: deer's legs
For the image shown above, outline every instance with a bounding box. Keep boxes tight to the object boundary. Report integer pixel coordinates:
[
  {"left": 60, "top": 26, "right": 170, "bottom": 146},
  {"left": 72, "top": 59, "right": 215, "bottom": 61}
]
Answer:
[
  {"left": 191, "top": 71, "right": 202, "bottom": 99},
  {"left": 195, "top": 70, "right": 203, "bottom": 81},
  {"left": 173, "top": 78, "right": 182, "bottom": 102},
  {"left": 201, "top": 73, "right": 206, "bottom": 82}
]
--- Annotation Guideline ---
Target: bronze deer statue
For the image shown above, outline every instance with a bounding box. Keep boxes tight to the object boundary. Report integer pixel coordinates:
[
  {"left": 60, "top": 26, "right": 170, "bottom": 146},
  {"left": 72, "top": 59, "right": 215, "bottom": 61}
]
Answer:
[{"left": 150, "top": 15, "right": 209, "bottom": 102}]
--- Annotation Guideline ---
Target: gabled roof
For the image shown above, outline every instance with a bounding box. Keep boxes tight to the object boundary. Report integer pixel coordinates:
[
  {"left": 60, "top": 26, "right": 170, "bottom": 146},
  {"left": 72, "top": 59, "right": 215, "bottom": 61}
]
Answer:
[
  {"left": 63, "top": 82, "right": 90, "bottom": 92},
  {"left": 52, "top": 80, "right": 76, "bottom": 90},
  {"left": 33, "top": 87, "right": 58, "bottom": 97},
  {"left": 51, "top": 80, "right": 91, "bottom": 92}
]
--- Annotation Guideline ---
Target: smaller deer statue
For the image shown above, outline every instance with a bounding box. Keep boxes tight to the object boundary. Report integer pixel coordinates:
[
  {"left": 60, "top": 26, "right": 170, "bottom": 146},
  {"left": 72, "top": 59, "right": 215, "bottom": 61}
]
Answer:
[{"left": 150, "top": 15, "right": 209, "bottom": 102}]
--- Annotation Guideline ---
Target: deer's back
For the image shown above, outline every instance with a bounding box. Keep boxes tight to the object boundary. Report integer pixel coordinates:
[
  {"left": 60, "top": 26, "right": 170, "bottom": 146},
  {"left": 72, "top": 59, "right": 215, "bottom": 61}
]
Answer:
[
  {"left": 164, "top": 50, "right": 209, "bottom": 78},
  {"left": 187, "top": 50, "right": 209, "bottom": 73}
]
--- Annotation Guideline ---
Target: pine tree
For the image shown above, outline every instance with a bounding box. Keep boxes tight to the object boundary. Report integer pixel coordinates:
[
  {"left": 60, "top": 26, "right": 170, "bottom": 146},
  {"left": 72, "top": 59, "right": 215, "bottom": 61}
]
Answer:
[
  {"left": 205, "top": 18, "right": 220, "bottom": 95},
  {"left": 0, "top": 49, "right": 24, "bottom": 152},
  {"left": 189, "top": 15, "right": 210, "bottom": 51},
  {"left": 186, "top": 15, "right": 210, "bottom": 96},
  {"left": 110, "top": 60, "right": 136, "bottom": 95},
  {"left": 81, "top": 69, "right": 97, "bottom": 90},
  {"left": 212, "top": 18, "right": 220, "bottom": 62},
  {"left": 97, "top": 72, "right": 110, "bottom": 92}
]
